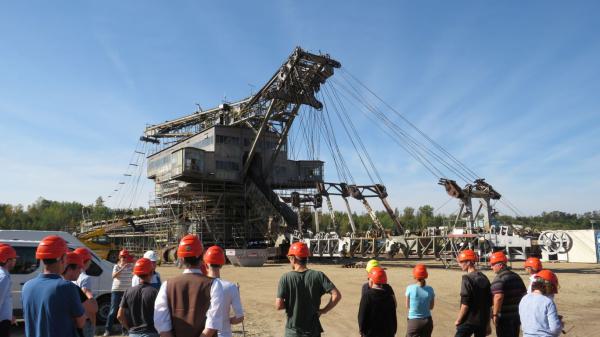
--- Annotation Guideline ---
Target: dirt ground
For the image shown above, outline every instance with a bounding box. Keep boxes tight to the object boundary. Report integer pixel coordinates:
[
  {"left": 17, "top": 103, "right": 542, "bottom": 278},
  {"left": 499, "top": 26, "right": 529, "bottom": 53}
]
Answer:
[{"left": 11, "top": 260, "right": 600, "bottom": 337}]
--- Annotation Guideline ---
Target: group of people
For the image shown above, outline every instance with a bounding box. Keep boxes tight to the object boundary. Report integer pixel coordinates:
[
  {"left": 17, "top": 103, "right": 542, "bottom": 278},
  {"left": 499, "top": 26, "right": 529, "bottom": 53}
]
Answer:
[
  {"left": 0, "top": 235, "right": 244, "bottom": 337},
  {"left": 0, "top": 237, "right": 564, "bottom": 337},
  {"left": 353, "top": 251, "right": 563, "bottom": 337}
]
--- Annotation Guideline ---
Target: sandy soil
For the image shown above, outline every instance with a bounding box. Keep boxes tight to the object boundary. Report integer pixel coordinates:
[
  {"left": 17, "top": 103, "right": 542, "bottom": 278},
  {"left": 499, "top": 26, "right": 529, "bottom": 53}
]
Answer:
[{"left": 11, "top": 260, "right": 600, "bottom": 337}]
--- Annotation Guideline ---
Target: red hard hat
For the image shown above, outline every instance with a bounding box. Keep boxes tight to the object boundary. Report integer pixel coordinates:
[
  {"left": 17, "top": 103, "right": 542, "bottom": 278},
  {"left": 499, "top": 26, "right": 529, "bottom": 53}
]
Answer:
[
  {"left": 524, "top": 257, "right": 542, "bottom": 271},
  {"left": 490, "top": 251, "right": 508, "bottom": 265},
  {"left": 368, "top": 266, "right": 388, "bottom": 284},
  {"left": 74, "top": 247, "right": 92, "bottom": 262},
  {"left": 203, "top": 246, "right": 226, "bottom": 265},
  {"left": 536, "top": 269, "right": 559, "bottom": 287},
  {"left": 287, "top": 242, "right": 310, "bottom": 258},
  {"left": 177, "top": 234, "right": 204, "bottom": 258},
  {"left": 413, "top": 264, "right": 428, "bottom": 279},
  {"left": 133, "top": 258, "right": 154, "bottom": 276},
  {"left": 36, "top": 235, "right": 68, "bottom": 260},
  {"left": 457, "top": 249, "right": 478, "bottom": 263},
  {"left": 65, "top": 251, "right": 84, "bottom": 268},
  {"left": 119, "top": 249, "right": 131, "bottom": 258},
  {"left": 0, "top": 245, "right": 18, "bottom": 263}
]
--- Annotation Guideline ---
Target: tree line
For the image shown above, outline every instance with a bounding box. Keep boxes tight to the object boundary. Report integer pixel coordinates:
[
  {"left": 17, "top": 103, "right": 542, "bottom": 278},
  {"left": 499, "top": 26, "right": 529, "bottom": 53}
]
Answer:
[
  {"left": 1, "top": 197, "right": 597, "bottom": 233},
  {"left": 0, "top": 197, "right": 148, "bottom": 232}
]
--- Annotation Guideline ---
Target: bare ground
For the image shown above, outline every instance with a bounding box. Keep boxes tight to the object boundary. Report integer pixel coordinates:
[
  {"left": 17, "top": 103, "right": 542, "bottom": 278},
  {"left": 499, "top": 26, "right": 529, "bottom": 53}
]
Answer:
[{"left": 11, "top": 261, "right": 600, "bottom": 337}]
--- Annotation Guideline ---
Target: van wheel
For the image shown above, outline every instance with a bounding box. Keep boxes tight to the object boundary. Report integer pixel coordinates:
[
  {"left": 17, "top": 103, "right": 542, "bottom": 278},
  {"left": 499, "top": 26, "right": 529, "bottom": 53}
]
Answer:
[{"left": 96, "top": 295, "right": 111, "bottom": 325}]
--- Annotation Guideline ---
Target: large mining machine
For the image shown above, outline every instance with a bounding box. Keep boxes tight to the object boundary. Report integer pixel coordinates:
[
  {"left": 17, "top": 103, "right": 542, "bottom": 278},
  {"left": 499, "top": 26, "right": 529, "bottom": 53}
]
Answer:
[{"left": 91, "top": 46, "right": 571, "bottom": 265}]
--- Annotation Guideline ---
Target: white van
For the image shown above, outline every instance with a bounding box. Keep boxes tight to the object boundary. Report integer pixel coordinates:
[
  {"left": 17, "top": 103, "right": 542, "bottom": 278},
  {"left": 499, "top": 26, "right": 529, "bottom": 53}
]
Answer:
[{"left": 0, "top": 230, "right": 115, "bottom": 324}]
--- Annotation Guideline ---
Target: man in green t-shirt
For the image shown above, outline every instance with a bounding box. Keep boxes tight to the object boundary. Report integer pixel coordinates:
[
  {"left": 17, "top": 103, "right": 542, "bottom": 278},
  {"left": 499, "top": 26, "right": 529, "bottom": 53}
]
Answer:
[{"left": 276, "top": 242, "right": 342, "bottom": 337}]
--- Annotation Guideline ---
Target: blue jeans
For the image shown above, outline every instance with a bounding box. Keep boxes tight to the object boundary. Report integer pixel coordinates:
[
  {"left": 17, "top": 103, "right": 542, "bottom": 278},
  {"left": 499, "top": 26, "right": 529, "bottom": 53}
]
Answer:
[
  {"left": 105, "top": 291, "right": 124, "bottom": 333},
  {"left": 82, "top": 320, "right": 95, "bottom": 337}
]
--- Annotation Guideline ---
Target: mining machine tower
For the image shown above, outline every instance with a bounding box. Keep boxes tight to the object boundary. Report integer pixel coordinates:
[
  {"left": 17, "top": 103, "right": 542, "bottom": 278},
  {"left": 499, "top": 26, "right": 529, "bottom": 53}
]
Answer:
[{"left": 142, "top": 47, "right": 341, "bottom": 249}]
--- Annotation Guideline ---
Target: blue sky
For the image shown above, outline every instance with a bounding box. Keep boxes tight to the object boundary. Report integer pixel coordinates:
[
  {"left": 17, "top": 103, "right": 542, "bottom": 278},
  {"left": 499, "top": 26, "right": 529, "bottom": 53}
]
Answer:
[{"left": 1, "top": 1, "right": 598, "bottom": 215}]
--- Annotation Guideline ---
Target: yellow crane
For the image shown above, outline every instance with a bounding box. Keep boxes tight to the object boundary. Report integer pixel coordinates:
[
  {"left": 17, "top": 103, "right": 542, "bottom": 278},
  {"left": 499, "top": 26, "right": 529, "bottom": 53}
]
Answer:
[{"left": 77, "top": 219, "right": 130, "bottom": 262}]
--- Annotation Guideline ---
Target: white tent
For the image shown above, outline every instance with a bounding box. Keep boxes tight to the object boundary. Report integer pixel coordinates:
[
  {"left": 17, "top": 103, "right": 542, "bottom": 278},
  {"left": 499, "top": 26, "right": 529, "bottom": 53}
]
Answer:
[{"left": 564, "top": 230, "right": 599, "bottom": 263}]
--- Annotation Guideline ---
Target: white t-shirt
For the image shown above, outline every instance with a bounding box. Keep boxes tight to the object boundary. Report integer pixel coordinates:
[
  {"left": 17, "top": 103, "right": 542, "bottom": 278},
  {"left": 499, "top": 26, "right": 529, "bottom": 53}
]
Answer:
[
  {"left": 112, "top": 264, "right": 133, "bottom": 291},
  {"left": 132, "top": 271, "right": 161, "bottom": 287},
  {"left": 216, "top": 278, "right": 244, "bottom": 337},
  {"left": 76, "top": 271, "right": 94, "bottom": 293}
]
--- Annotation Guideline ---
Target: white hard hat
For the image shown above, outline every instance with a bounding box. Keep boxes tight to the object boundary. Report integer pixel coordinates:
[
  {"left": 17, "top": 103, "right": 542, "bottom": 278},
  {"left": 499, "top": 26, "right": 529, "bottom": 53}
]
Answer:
[{"left": 143, "top": 250, "right": 158, "bottom": 262}]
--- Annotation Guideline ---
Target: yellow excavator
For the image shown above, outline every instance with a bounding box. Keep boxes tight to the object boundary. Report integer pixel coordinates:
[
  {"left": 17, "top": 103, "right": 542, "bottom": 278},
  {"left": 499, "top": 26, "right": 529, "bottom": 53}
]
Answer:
[{"left": 76, "top": 218, "right": 130, "bottom": 262}]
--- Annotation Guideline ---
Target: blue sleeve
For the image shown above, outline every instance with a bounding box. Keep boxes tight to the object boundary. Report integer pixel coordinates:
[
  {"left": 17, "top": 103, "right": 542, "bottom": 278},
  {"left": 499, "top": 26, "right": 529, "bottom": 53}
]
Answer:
[
  {"left": 405, "top": 285, "right": 412, "bottom": 297},
  {"left": 546, "top": 300, "right": 562, "bottom": 336},
  {"left": 64, "top": 283, "right": 85, "bottom": 318},
  {"left": 429, "top": 286, "right": 435, "bottom": 299},
  {"left": 0, "top": 275, "right": 11, "bottom": 317}
]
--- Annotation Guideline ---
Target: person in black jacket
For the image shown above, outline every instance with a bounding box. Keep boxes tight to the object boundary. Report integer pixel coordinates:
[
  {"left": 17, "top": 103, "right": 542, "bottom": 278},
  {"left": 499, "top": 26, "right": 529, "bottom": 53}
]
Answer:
[
  {"left": 454, "top": 249, "right": 492, "bottom": 337},
  {"left": 358, "top": 267, "right": 397, "bottom": 337}
]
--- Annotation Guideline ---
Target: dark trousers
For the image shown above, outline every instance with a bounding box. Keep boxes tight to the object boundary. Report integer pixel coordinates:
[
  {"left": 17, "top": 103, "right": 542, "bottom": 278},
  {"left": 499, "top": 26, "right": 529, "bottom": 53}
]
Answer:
[
  {"left": 496, "top": 316, "right": 520, "bottom": 337},
  {"left": 105, "top": 291, "right": 124, "bottom": 332},
  {"left": 455, "top": 323, "right": 486, "bottom": 337},
  {"left": 0, "top": 320, "right": 11, "bottom": 337},
  {"left": 406, "top": 317, "right": 433, "bottom": 337}
]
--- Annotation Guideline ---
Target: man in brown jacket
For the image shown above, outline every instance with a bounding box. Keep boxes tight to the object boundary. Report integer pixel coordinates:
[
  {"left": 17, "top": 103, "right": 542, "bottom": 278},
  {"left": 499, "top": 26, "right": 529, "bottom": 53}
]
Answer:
[{"left": 153, "top": 234, "right": 224, "bottom": 337}]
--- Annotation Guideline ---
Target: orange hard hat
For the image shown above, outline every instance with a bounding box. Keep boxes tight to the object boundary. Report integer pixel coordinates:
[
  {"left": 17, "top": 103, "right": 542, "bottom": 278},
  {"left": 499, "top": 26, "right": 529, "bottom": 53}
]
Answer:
[
  {"left": 119, "top": 249, "right": 131, "bottom": 258},
  {"left": 368, "top": 266, "right": 388, "bottom": 284},
  {"left": 65, "top": 251, "right": 84, "bottom": 268},
  {"left": 413, "top": 264, "right": 428, "bottom": 279},
  {"left": 36, "top": 235, "right": 68, "bottom": 260},
  {"left": 287, "top": 242, "right": 310, "bottom": 258},
  {"left": 0, "top": 245, "right": 18, "bottom": 263},
  {"left": 490, "top": 251, "right": 508, "bottom": 265},
  {"left": 536, "top": 269, "right": 559, "bottom": 287},
  {"left": 457, "top": 249, "right": 478, "bottom": 263},
  {"left": 524, "top": 257, "right": 542, "bottom": 271},
  {"left": 203, "top": 246, "right": 226, "bottom": 265},
  {"left": 74, "top": 247, "right": 92, "bottom": 262},
  {"left": 177, "top": 234, "right": 204, "bottom": 258},
  {"left": 133, "top": 258, "right": 154, "bottom": 276}
]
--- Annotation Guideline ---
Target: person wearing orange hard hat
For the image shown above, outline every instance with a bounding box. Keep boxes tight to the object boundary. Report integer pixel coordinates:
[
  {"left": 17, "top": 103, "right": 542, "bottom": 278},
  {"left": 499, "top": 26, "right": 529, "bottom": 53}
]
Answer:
[
  {"left": 454, "top": 249, "right": 492, "bottom": 337},
  {"left": 405, "top": 264, "right": 435, "bottom": 337},
  {"left": 358, "top": 267, "right": 397, "bottom": 337},
  {"left": 63, "top": 252, "right": 98, "bottom": 337},
  {"left": 276, "top": 241, "right": 341, "bottom": 337},
  {"left": 489, "top": 251, "right": 526, "bottom": 337},
  {"left": 22, "top": 235, "right": 87, "bottom": 337},
  {"left": 519, "top": 270, "right": 563, "bottom": 337},
  {"left": 104, "top": 249, "right": 134, "bottom": 336},
  {"left": 132, "top": 251, "right": 162, "bottom": 290},
  {"left": 153, "top": 234, "right": 225, "bottom": 337},
  {"left": 117, "top": 258, "right": 160, "bottom": 337},
  {"left": 204, "top": 245, "right": 245, "bottom": 337},
  {"left": 73, "top": 247, "right": 97, "bottom": 337},
  {"left": 523, "top": 257, "right": 543, "bottom": 295},
  {"left": 0, "top": 244, "right": 18, "bottom": 337}
]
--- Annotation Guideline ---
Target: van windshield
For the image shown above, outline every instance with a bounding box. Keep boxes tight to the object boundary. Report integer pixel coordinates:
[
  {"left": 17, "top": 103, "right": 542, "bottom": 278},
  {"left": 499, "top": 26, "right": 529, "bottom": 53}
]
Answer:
[{"left": 13, "top": 246, "right": 40, "bottom": 274}]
